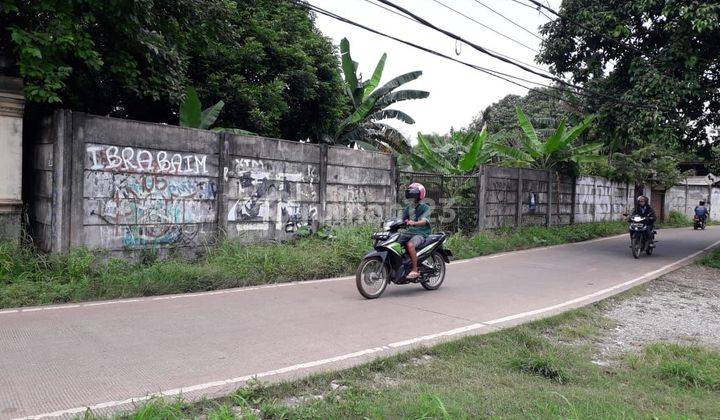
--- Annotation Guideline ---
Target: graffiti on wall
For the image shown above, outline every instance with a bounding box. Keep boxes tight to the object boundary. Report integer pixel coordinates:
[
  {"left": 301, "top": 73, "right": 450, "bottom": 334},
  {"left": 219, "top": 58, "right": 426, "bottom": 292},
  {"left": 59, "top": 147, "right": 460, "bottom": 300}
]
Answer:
[
  {"left": 87, "top": 145, "right": 209, "bottom": 175},
  {"left": 226, "top": 158, "right": 318, "bottom": 233},
  {"left": 86, "top": 145, "right": 216, "bottom": 248}
]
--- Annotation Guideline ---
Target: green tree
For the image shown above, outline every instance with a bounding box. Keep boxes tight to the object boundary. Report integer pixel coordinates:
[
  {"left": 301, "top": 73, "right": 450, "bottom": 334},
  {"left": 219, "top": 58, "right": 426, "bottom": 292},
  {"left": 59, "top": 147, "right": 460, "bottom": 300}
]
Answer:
[
  {"left": 0, "top": 0, "right": 347, "bottom": 141},
  {"left": 470, "top": 87, "right": 583, "bottom": 145},
  {"left": 493, "top": 107, "right": 603, "bottom": 176},
  {"left": 407, "top": 130, "right": 494, "bottom": 174},
  {"left": 333, "top": 38, "right": 429, "bottom": 153},
  {"left": 610, "top": 144, "right": 687, "bottom": 189},
  {"left": 537, "top": 0, "right": 720, "bottom": 160}
]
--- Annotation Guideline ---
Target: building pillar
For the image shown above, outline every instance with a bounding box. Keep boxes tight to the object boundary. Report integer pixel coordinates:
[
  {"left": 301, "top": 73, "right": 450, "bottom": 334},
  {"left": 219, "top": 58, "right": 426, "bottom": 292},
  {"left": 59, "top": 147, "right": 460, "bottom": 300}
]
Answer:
[{"left": 0, "top": 76, "right": 25, "bottom": 242}]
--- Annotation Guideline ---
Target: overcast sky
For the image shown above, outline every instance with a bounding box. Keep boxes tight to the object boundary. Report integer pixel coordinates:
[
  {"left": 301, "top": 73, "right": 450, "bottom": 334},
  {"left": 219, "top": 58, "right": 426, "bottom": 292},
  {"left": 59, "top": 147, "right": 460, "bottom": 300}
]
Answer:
[{"left": 309, "top": 0, "right": 562, "bottom": 140}]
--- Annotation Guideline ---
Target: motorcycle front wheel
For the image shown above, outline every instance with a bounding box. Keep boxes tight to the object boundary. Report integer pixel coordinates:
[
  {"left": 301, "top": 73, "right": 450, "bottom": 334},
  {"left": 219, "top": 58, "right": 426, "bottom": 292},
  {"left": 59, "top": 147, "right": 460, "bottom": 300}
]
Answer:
[
  {"left": 421, "top": 251, "right": 446, "bottom": 291},
  {"left": 631, "top": 236, "right": 642, "bottom": 259},
  {"left": 356, "top": 257, "right": 389, "bottom": 299}
]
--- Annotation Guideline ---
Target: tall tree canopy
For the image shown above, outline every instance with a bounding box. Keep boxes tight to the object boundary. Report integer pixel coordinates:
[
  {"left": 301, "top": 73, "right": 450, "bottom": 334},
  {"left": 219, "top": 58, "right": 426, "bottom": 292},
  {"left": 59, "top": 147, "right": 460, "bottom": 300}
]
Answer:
[
  {"left": 537, "top": 0, "right": 719, "bottom": 159},
  {"left": 0, "top": 0, "right": 347, "bottom": 140},
  {"left": 470, "top": 87, "right": 582, "bottom": 144}
]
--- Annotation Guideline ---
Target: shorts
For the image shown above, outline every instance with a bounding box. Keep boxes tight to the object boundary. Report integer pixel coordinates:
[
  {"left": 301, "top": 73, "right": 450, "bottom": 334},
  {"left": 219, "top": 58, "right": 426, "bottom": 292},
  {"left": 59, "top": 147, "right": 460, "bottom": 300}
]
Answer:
[{"left": 399, "top": 233, "right": 425, "bottom": 248}]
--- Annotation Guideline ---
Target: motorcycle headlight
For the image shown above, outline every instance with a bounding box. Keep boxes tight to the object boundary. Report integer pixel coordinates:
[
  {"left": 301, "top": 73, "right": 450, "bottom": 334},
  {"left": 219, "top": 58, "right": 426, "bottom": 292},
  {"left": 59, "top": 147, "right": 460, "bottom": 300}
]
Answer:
[
  {"left": 372, "top": 232, "right": 390, "bottom": 241},
  {"left": 631, "top": 223, "right": 644, "bottom": 229}
]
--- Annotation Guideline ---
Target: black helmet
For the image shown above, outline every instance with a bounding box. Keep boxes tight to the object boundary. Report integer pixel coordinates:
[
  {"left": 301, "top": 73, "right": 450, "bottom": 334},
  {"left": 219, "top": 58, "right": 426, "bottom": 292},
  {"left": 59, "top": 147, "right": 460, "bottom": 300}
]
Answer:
[{"left": 700, "top": 200, "right": 706, "bottom": 206}]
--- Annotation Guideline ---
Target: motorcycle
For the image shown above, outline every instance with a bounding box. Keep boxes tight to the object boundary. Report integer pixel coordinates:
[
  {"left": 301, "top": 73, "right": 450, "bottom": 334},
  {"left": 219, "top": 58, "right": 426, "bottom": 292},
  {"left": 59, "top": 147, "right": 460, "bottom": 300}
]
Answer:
[
  {"left": 356, "top": 219, "right": 453, "bottom": 299},
  {"left": 628, "top": 215, "right": 656, "bottom": 259},
  {"left": 693, "top": 215, "right": 706, "bottom": 230}
]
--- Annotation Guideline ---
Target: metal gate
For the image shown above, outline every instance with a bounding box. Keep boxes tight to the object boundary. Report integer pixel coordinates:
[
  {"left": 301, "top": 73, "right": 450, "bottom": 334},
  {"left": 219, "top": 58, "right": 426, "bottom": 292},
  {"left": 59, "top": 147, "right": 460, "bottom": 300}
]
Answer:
[{"left": 397, "top": 171, "right": 478, "bottom": 233}]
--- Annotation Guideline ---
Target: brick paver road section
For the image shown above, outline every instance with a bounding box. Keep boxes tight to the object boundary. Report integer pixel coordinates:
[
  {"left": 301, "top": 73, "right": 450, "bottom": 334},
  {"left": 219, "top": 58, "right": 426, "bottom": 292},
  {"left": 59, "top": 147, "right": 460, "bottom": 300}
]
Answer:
[{"left": 2, "top": 227, "right": 720, "bottom": 419}]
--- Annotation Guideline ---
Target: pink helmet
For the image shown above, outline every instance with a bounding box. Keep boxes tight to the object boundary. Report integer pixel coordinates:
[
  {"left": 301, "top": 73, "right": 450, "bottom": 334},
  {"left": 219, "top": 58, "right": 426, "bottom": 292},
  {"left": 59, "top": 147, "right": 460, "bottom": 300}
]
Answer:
[{"left": 405, "top": 182, "right": 426, "bottom": 200}]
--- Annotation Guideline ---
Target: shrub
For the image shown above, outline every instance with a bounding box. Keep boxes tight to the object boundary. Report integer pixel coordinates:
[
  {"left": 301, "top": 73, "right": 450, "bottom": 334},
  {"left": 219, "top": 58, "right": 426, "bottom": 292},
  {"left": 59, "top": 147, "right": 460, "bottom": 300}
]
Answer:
[{"left": 666, "top": 210, "right": 691, "bottom": 227}]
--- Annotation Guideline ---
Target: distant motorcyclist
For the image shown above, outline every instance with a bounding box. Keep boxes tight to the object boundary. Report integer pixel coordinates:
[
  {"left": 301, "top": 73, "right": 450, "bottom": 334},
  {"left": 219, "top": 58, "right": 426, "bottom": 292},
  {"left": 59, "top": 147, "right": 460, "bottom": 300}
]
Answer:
[
  {"left": 695, "top": 200, "right": 709, "bottom": 222},
  {"left": 401, "top": 182, "right": 431, "bottom": 280}
]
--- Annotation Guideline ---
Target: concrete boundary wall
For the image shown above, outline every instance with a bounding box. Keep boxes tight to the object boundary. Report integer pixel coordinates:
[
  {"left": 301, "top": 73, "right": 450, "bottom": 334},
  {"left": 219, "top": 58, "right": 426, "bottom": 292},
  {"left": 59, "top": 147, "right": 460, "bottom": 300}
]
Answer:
[
  {"left": 27, "top": 111, "right": 396, "bottom": 255},
  {"left": 29, "top": 111, "right": 695, "bottom": 258},
  {"left": 666, "top": 183, "right": 719, "bottom": 221},
  {"left": 476, "top": 170, "right": 633, "bottom": 230},
  {"left": 574, "top": 176, "right": 634, "bottom": 223}
]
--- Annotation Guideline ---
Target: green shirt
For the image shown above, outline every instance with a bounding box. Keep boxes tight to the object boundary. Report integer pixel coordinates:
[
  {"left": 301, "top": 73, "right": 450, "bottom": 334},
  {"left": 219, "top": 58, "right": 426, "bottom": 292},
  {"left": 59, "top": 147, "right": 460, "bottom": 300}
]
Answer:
[{"left": 402, "top": 202, "right": 432, "bottom": 236}]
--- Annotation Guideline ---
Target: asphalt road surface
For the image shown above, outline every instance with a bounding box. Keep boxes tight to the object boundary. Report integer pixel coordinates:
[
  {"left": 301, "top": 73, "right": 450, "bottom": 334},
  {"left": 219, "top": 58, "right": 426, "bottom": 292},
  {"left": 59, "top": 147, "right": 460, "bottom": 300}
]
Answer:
[{"left": 2, "top": 227, "right": 720, "bottom": 419}]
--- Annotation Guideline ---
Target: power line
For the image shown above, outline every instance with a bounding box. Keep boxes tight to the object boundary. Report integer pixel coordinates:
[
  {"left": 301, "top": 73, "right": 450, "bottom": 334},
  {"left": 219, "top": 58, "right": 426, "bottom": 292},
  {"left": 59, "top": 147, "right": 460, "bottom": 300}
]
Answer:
[
  {"left": 430, "top": 0, "right": 538, "bottom": 53},
  {"left": 360, "top": 0, "right": 553, "bottom": 75},
  {"left": 373, "top": 0, "right": 670, "bottom": 112},
  {"left": 291, "top": 1, "right": 609, "bottom": 110},
  {"left": 359, "top": 0, "right": 411, "bottom": 22},
  {"left": 470, "top": 0, "right": 543, "bottom": 41},
  {"left": 507, "top": 0, "right": 554, "bottom": 20}
]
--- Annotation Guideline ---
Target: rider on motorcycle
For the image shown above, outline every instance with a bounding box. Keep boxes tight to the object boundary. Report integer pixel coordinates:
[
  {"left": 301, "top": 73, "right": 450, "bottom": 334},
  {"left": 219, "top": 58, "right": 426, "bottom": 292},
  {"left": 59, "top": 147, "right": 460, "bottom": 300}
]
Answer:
[
  {"left": 695, "top": 200, "right": 709, "bottom": 223},
  {"left": 629, "top": 195, "right": 657, "bottom": 234},
  {"left": 401, "top": 182, "right": 431, "bottom": 280}
]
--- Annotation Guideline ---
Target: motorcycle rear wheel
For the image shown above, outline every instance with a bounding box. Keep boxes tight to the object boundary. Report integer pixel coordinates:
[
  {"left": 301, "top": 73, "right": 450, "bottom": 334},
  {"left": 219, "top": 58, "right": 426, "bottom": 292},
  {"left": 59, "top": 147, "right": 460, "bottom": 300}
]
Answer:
[
  {"left": 356, "top": 257, "right": 389, "bottom": 299},
  {"left": 631, "top": 236, "right": 642, "bottom": 259},
  {"left": 421, "top": 251, "right": 446, "bottom": 291}
]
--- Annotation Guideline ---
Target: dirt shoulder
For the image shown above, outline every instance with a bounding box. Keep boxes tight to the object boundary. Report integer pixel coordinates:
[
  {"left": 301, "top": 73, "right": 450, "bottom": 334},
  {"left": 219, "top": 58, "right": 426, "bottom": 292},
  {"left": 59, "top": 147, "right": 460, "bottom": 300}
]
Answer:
[{"left": 601, "top": 263, "right": 720, "bottom": 355}]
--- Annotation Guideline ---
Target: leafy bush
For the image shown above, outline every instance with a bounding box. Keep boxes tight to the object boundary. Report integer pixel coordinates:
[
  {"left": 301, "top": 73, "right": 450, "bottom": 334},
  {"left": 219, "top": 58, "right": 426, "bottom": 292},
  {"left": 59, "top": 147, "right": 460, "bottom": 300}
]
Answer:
[{"left": 666, "top": 210, "right": 691, "bottom": 227}]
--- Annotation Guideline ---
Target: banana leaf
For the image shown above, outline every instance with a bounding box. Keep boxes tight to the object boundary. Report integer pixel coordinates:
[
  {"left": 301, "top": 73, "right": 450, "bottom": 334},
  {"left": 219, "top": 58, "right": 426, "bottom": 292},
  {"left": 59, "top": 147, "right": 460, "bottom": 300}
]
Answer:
[
  {"left": 370, "top": 71, "right": 423, "bottom": 99},
  {"left": 340, "top": 38, "right": 360, "bottom": 106},
  {"left": 492, "top": 142, "right": 534, "bottom": 165},
  {"left": 200, "top": 100, "right": 224, "bottom": 130},
  {"left": 555, "top": 115, "right": 595, "bottom": 152},
  {"left": 515, "top": 106, "right": 542, "bottom": 159},
  {"left": 417, "top": 134, "right": 455, "bottom": 173},
  {"left": 368, "top": 109, "right": 415, "bottom": 124},
  {"left": 373, "top": 89, "right": 430, "bottom": 110},
  {"left": 180, "top": 86, "right": 202, "bottom": 128},
  {"left": 458, "top": 129, "right": 489, "bottom": 172},
  {"left": 363, "top": 53, "right": 387, "bottom": 98},
  {"left": 542, "top": 120, "right": 566, "bottom": 155}
]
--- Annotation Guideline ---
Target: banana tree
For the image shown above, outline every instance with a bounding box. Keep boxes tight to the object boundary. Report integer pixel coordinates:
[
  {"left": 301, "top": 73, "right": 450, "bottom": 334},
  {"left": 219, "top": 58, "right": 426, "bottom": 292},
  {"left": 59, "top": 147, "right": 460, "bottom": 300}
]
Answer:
[
  {"left": 408, "top": 129, "right": 495, "bottom": 174},
  {"left": 492, "top": 106, "right": 604, "bottom": 175},
  {"left": 179, "top": 86, "right": 256, "bottom": 135},
  {"left": 334, "top": 38, "right": 429, "bottom": 153}
]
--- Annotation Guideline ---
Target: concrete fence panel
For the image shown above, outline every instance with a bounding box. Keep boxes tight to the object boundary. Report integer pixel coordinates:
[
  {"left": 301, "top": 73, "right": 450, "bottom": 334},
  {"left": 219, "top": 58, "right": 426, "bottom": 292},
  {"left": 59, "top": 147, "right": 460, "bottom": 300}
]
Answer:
[{"left": 25, "top": 110, "right": 400, "bottom": 256}]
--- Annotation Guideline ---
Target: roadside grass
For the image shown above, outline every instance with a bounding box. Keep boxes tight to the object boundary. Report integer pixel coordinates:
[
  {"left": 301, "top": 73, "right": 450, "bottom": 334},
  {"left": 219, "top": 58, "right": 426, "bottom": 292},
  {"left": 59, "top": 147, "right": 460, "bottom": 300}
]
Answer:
[
  {"left": 699, "top": 247, "right": 720, "bottom": 269},
  {"left": 107, "top": 289, "right": 720, "bottom": 419},
  {"left": 0, "top": 220, "right": 627, "bottom": 309}
]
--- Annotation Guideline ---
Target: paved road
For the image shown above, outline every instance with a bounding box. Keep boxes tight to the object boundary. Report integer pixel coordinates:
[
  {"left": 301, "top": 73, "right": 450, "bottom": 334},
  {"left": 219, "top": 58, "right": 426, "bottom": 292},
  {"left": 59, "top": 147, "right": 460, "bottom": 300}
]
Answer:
[{"left": 2, "top": 227, "right": 720, "bottom": 419}]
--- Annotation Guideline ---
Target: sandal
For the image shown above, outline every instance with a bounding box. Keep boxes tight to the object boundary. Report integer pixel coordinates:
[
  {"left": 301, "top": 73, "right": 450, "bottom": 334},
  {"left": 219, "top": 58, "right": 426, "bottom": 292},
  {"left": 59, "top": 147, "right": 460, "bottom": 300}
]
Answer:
[{"left": 407, "top": 271, "right": 420, "bottom": 279}]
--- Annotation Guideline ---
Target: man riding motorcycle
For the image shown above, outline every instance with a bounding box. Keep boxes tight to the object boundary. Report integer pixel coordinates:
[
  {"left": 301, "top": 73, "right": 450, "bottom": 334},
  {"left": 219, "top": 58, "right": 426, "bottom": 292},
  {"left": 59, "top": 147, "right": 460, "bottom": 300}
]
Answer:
[
  {"left": 695, "top": 200, "right": 709, "bottom": 223},
  {"left": 628, "top": 195, "right": 657, "bottom": 236},
  {"left": 401, "top": 182, "right": 431, "bottom": 280}
]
